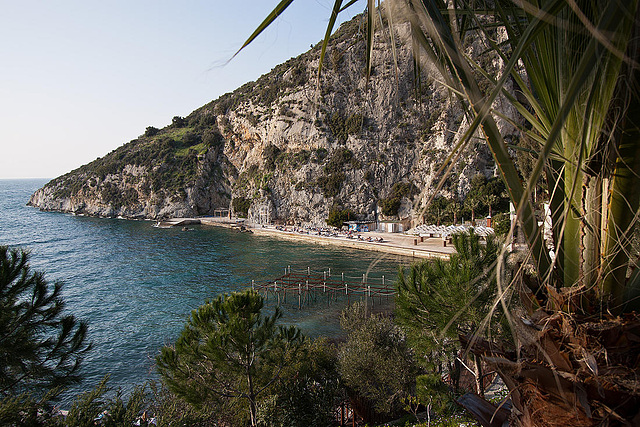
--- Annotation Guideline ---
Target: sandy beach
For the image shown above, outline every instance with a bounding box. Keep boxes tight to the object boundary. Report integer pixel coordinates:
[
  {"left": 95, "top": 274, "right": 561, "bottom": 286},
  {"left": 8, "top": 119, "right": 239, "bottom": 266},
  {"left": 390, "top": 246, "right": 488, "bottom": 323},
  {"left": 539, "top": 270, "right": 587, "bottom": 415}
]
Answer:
[{"left": 191, "top": 217, "right": 455, "bottom": 260}]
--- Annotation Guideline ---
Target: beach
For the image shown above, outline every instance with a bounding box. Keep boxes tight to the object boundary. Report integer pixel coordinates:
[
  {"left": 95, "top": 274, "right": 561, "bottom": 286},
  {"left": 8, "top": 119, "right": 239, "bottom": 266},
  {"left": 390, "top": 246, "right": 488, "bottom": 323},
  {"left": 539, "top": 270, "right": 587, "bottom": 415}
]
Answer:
[{"left": 188, "top": 217, "right": 456, "bottom": 260}]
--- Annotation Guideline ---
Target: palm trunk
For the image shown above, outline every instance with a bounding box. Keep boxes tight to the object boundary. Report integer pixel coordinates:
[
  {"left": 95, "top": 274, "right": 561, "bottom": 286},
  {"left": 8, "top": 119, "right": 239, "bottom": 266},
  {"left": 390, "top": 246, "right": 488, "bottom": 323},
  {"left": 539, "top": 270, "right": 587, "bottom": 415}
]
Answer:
[
  {"left": 601, "top": 34, "right": 640, "bottom": 311},
  {"left": 562, "top": 133, "right": 583, "bottom": 290},
  {"left": 581, "top": 175, "right": 602, "bottom": 294}
]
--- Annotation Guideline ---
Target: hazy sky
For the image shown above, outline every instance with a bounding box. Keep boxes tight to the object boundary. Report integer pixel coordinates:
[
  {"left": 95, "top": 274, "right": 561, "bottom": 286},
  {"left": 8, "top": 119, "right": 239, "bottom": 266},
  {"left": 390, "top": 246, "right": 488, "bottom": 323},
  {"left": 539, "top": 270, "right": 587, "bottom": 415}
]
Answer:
[{"left": 0, "top": 1, "right": 362, "bottom": 179}]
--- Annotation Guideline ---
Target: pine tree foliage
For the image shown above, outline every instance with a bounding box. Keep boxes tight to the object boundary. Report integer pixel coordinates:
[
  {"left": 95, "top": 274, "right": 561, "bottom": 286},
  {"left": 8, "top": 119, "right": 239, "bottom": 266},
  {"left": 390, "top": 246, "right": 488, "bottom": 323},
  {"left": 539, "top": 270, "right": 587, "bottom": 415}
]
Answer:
[
  {"left": 396, "top": 231, "right": 500, "bottom": 340},
  {"left": 0, "top": 246, "right": 91, "bottom": 398},
  {"left": 395, "top": 231, "right": 502, "bottom": 397},
  {"left": 0, "top": 389, "right": 61, "bottom": 426},
  {"left": 65, "top": 376, "right": 149, "bottom": 427},
  {"left": 156, "top": 289, "right": 304, "bottom": 427},
  {"left": 257, "top": 338, "right": 342, "bottom": 427}
]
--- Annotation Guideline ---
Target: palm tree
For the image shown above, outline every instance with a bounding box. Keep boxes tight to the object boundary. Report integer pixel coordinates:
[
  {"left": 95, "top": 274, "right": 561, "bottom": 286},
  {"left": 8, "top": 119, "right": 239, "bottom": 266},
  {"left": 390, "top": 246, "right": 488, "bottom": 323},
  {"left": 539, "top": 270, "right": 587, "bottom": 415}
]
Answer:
[
  {"left": 387, "top": 2, "right": 640, "bottom": 424},
  {"left": 240, "top": 0, "right": 640, "bottom": 424},
  {"left": 445, "top": 197, "right": 461, "bottom": 224},
  {"left": 424, "top": 195, "right": 449, "bottom": 225}
]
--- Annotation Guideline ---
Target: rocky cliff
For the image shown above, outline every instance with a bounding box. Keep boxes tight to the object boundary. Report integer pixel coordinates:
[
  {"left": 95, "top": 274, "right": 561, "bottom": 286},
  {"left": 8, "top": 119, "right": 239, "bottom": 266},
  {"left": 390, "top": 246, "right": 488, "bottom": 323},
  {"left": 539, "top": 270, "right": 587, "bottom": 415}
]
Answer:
[{"left": 29, "top": 13, "right": 511, "bottom": 226}]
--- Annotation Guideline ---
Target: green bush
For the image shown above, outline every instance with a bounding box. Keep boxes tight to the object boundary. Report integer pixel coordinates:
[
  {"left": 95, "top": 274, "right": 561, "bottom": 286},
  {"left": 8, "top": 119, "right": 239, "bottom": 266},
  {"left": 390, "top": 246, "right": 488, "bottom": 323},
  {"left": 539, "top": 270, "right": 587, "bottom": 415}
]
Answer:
[
  {"left": 195, "top": 111, "right": 217, "bottom": 129},
  {"left": 144, "top": 126, "right": 159, "bottom": 137},
  {"left": 313, "top": 147, "right": 328, "bottom": 163},
  {"left": 338, "top": 303, "right": 418, "bottom": 419},
  {"left": 232, "top": 197, "right": 252, "bottom": 218},
  {"left": 149, "top": 381, "right": 218, "bottom": 426},
  {"left": 363, "top": 169, "right": 374, "bottom": 182},
  {"left": 492, "top": 212, "right": 510, "bottom": 236},
  {"left": 324, "top": 148, "right": 354, "bottom": 174},
  {"left": 316, "top": 173, "right": 345, "bottom": 198},
  {"left": 181, "top": 131, "right": 201, "bottom": 147},
  {"left": 263, "top": 144, "right": 281, "bottom": 170},
  {"left": 171, "top": 116, "right": 186, "bottom": 128},
  {"left": 379, "top": 197, "right": 402, "bottom": 216},
  {"left": 256, "top": 339, "right": 341, "bottom": 427},
  {"left": 65, "top": 376, "right": 148, "bottom": 427},
  {"left": 345, "top": 113, "right": 363, "bottom": 135},
  {"left": 378, "top": 182, "right": 417, "bottom": 216},
  {"left": 326, "top": 208, "right": 354, "bottom": 227},
  {"left": 202, "top": 129, "right": 224, "bottom": 149},
  {"left": 326, "top": 113, "right": 364, "bottom": 142}
]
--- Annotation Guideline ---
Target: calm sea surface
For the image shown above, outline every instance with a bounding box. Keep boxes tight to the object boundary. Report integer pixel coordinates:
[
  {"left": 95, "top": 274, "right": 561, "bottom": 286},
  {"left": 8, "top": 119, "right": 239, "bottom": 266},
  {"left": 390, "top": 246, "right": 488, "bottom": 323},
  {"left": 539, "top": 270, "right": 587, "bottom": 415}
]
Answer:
[{"left": 0, "top": 179, "right": 410, "bottom": 402}]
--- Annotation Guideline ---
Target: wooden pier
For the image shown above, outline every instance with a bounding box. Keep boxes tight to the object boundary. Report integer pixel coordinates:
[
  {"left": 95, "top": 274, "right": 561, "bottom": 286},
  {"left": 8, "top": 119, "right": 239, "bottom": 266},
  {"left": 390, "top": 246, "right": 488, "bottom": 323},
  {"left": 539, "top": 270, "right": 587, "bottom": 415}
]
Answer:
[{"left": 250, "top": 266, "right": 395, "bottom": 309}]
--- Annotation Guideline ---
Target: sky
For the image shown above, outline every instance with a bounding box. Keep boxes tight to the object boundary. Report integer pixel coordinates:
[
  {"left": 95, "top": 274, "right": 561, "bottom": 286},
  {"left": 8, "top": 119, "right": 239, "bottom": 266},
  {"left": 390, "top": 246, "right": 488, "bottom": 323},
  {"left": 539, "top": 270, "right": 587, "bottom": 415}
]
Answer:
[{"left": 0, "top": 1, "right": 363, "bottom": 179}]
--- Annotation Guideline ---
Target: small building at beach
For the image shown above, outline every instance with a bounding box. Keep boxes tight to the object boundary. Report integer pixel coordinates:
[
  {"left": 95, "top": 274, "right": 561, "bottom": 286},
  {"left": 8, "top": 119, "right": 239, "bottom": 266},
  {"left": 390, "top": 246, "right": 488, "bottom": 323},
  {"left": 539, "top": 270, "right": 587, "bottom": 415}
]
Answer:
[
  {"left": 379, "top": 219, "right": 410, "bottom": 233},
  {"left": 345, "top": 220, "right": 376, "bottom": 232}
]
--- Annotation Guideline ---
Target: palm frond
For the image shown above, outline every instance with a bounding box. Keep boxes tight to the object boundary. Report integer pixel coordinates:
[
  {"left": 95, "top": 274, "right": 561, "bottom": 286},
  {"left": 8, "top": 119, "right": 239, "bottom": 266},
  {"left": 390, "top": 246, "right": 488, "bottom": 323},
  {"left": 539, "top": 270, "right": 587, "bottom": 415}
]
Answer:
[
  {"left": 231, "top": 0, "right": 296, "bottom": 61},
  {"left": 317, "top": 0, "right": 345, "bottom": 83}
]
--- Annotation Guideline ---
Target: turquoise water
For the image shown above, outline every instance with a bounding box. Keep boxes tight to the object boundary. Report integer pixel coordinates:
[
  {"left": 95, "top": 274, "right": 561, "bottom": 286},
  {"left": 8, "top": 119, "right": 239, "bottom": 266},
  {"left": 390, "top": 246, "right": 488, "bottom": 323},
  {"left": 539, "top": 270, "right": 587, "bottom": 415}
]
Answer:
[{"left": 0, "top": 179, "right": 409, "bottom": 401}]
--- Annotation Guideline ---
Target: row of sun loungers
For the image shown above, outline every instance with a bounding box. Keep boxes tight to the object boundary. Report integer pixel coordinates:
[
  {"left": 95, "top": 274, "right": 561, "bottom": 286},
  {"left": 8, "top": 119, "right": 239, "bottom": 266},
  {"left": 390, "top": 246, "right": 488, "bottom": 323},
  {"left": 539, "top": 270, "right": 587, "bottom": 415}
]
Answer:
[
  {"left": 274, "top": 225, "right": 385, "bottom": 242},
  {"left": 407, "top": 224, "right": 495, "bottom": 238}
]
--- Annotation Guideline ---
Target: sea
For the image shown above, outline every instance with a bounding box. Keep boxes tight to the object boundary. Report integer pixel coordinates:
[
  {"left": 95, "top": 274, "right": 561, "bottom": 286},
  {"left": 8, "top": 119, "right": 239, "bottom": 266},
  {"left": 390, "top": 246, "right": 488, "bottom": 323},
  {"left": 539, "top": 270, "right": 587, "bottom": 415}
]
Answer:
[{"left": 0, "top": 179, "right": 411, "bottom": 402}]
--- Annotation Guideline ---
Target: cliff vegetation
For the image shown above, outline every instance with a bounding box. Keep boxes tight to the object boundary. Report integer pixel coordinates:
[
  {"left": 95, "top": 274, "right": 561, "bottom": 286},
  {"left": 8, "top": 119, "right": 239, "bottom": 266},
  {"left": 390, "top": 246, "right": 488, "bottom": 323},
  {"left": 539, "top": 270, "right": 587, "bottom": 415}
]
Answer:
[{"left": 29, "top": 14, "right": 511, "bottom": 226}]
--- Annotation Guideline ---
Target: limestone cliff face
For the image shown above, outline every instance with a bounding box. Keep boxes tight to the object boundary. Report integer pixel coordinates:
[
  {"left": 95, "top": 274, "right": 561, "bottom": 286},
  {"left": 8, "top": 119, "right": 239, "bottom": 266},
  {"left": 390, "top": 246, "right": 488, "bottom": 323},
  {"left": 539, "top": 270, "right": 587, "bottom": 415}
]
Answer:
[{"left": 29, "top": 15, "right": 508, "bottom": 225}]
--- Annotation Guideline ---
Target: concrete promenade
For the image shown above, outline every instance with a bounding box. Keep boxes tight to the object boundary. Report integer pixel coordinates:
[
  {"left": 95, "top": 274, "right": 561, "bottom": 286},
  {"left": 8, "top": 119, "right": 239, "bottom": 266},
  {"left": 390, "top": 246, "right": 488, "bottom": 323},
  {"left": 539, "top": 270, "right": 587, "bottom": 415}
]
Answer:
[
  {"left": 159, "top": 217, "right": 455, "bottom": 260},
  {"left": 248, "top": 226, "right": 454, "bottom": 259}
]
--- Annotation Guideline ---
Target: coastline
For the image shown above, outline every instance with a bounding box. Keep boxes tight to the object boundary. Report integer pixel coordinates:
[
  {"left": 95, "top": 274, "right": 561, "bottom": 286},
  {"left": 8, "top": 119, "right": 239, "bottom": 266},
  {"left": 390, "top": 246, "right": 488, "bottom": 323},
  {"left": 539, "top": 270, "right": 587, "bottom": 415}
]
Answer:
[{"left": 191, "top": 217, "right": 455, "bottom": 260}]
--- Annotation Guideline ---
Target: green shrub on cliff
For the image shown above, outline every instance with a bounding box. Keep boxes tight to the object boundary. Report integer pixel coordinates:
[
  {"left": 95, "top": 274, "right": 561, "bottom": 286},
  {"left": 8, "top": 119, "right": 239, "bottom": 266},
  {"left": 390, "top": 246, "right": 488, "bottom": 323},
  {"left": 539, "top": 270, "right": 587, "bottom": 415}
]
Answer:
[
  {"left": 262, "top": 144, "right": 281, "bottom": 170},
  {"left": 324, "top": 148, "right": 354, "bottom": 174},
  {"left": 378, "top": 182, "right": 417, "bottom": 217},
  {"left": 379, "top": 197, "right": 402, "bottom": 217},
  {"left": 232, "top": 197, "right": 251, "bottom": 218},
  {"left": 326, "top": 112, "right": 364, "bottom": 142},
  {"left": 316, "top": 173, "right": 345, "bottom": 198},
  {"left": 326, "top": 207, "right": 354, "bottom": 227}
]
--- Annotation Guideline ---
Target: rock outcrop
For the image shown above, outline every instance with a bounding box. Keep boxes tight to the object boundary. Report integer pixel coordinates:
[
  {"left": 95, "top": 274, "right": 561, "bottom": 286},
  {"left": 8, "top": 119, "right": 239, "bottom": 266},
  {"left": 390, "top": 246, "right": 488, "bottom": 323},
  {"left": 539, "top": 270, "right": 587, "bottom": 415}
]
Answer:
[{"left": 29, "top": 13, "right": 509, "bottom": 226}]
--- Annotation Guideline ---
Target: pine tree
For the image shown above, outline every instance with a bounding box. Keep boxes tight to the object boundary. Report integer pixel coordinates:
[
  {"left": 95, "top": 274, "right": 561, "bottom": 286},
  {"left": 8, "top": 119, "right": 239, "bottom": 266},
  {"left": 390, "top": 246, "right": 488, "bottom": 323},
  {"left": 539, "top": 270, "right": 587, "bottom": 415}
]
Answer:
[
  {"left": 156, "top": 289, "right": 304, "bottom": 427},
  {"left": 0, "top": 246, "right": 91, "bottom": 398},
  {"left": 396, "top": 231, "right": 500, "bottom": 396}
]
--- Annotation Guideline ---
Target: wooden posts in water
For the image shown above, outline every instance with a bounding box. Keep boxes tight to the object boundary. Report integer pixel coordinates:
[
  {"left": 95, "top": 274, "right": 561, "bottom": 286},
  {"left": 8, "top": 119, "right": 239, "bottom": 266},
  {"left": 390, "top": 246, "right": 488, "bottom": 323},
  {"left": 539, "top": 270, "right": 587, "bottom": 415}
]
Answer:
[
  {"left": 251, "top": 267, "right": 394, "bottom": 310},
  {"left": 382, "top": 275, "right": 386, "bottom": 305}
]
